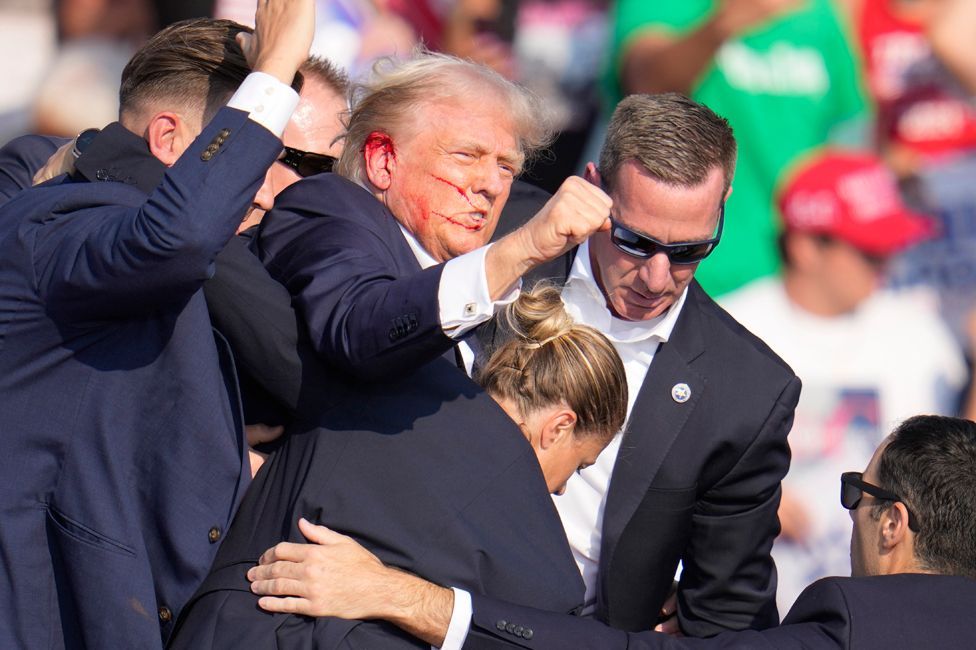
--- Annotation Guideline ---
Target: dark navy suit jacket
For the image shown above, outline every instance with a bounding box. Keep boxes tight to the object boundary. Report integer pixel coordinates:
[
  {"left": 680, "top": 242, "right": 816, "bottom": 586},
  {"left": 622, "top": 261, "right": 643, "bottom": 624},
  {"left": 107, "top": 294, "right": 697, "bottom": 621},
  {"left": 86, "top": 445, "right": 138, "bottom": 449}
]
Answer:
[
  {"left": 466, "top": 574, "right": 976, "bottom": 649},
  {"left": 168, "top": 176, "right": 584, "bottom": 649},
  {"left": 586, "top": 282, "right": 798, "bottom": 636},
  {"left": 253, "top": 173, "right": 457, "bottom": 381},
  {"left": 169, "top": 358, "right": 586, "bottom": 650},
  {"left": 0, "top": 108, "right": 280, "bottom": 649},
  {"left": 0, "top": 133, "right": 69, "bottom": 203},
  {"left": 475, "top": 266, "right": 798, "bottom": 637},
  {"left": 255, "top": 174, "right": 798, "bottom": 637}
]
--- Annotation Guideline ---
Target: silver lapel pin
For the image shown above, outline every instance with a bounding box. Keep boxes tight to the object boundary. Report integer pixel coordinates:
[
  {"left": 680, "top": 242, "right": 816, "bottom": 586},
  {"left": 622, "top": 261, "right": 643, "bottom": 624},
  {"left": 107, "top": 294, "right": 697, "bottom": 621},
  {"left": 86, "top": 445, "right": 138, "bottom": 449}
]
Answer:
[{"left": 671, "top": 382, "right": 691, "bottom": 404}]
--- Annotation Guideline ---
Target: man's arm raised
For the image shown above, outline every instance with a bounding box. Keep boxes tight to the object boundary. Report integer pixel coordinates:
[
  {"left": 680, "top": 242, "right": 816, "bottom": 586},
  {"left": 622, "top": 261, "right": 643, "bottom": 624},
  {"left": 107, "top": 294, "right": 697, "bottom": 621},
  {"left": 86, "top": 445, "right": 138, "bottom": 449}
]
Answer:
[{"left": 484, "top": 175, "right": 612, "bottom": 300}]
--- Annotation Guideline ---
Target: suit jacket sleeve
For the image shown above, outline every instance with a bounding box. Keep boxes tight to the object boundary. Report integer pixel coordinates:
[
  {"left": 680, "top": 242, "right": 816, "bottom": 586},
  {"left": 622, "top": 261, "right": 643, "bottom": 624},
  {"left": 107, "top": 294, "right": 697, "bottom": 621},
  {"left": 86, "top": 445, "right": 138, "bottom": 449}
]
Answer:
[
  {"left": 677, "top": 375, "right": 801, "bottom": 636},
  {"left": 465, "top": 578, "right": 847, "bottom": 650},
  {"left": 25, "top": 108, "right": 280, "bottom": 323},
  {"left": 204, "top": 235, "right": 305, "bottom": 415},
  {"left": 0, "top": 134, "right": 68, "bottom": 205},
  {"left": 258, "top": 179, "right": 455, "bottom": 381}
]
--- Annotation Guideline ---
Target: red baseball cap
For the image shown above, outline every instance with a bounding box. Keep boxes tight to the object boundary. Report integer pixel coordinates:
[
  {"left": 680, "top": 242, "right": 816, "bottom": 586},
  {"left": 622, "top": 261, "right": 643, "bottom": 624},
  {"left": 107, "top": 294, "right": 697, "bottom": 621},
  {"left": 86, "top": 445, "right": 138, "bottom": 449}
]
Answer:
[{"left": 778, "top": 149, "right": 933, "bottom": 256}]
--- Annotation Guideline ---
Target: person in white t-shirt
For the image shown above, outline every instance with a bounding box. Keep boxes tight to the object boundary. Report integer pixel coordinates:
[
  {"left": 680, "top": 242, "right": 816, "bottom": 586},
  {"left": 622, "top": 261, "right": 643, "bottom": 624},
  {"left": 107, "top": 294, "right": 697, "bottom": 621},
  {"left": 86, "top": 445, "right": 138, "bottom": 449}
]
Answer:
[{"left": 721, "top": 148, "right": 968, "bottom": 612}]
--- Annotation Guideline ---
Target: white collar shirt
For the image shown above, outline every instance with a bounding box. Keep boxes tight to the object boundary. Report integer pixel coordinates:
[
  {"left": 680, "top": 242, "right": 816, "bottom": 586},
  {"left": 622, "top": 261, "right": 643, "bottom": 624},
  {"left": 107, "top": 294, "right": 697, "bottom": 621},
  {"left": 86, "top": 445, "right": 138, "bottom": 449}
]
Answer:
[{"left": 555, "top": 239, "right": 688, "bottom": 614}]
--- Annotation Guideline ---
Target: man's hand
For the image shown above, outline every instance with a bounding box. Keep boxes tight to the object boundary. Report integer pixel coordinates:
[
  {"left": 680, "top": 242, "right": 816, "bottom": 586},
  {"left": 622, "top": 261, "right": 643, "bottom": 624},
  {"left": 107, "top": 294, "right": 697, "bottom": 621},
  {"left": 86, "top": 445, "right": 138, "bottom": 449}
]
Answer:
[
  {"left": 777, "top": 486, "right": 811, "bottom": 542},
  {"left": 32, "top": 139, "right": 76, "bottom": 186},
  {"left": 485, "top": 175, "right": 611, "bottom": 298},
  {"left": 249, "top": 518, "right": 393, "bottom": 619},
  {"left": 236, "top": 0, "right": 315, "bottom": 85},
  {"left": 653, "top": 582, "right": 683, "bottom": 636},
  {"left": 249, "top": 519, "right": 454, "bottom": 646},
  {"left": 518, "top": 175, "right": 613, "bottom": 264},
  {"left": 712, "top": 0, "right": 802, "bottom": 41}
]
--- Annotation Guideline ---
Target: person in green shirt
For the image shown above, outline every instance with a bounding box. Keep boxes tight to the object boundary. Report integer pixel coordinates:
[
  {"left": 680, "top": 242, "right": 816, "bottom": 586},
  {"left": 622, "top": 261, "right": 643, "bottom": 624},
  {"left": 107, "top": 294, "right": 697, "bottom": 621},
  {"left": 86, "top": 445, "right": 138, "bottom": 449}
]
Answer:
[{"left": 605, "top": 0, "right": 870, "bottom": 296}]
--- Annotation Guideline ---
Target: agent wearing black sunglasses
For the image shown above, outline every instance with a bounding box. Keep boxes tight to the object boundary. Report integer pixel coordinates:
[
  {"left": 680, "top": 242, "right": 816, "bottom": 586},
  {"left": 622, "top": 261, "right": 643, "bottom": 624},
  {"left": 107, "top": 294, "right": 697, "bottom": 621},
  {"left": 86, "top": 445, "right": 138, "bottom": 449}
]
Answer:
[
  {"left": 841, "top": 471, "right": 920, "bottom": 532},
  {"left": 584, "top": 160, "right": 727, "bottom": 323},
  {"left": 238, "top": 69, "right": 347, "bottom": 233},
  {"left": 276, "top": 145, "right": 337, "bottom": 178},
  {"left": 608, "top": 204, "right": 724, "bottom": 265}
]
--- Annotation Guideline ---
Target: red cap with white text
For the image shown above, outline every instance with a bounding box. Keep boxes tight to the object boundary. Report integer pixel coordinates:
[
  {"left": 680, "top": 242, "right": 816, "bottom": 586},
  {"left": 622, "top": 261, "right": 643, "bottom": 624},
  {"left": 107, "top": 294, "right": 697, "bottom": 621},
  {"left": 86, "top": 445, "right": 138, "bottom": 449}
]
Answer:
[{"left": 778, "top": 150, "right": 933, "bottom": 256}]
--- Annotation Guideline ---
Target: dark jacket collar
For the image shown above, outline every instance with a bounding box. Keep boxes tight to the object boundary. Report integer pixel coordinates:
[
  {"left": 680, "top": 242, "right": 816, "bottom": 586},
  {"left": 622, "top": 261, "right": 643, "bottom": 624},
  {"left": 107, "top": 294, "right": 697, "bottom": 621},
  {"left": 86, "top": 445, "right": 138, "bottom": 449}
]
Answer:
[{"left": 73, "top": 122, "right": 166, "bottom": 195}]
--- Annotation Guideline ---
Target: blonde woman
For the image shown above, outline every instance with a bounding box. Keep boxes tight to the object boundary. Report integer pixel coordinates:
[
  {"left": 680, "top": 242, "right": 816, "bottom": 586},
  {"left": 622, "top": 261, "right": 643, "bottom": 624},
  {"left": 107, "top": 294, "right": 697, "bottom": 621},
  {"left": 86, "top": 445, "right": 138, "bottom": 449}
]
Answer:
[{"left": 172, "top": 286, "right": 625, "bottom": 649}]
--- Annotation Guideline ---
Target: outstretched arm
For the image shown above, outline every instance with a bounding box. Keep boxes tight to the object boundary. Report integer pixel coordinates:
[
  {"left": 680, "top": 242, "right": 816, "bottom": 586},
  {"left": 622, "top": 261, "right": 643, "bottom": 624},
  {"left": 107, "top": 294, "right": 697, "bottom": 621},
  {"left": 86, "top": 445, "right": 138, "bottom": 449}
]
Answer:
[{"left": 618, "top": 0, "right": 802, "bottom": 96}]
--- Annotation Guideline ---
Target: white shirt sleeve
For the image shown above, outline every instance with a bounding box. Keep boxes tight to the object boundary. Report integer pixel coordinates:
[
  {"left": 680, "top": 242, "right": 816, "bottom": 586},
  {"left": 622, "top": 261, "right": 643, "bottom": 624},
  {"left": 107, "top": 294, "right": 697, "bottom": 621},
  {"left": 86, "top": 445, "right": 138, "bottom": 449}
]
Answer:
[
  {"left": 439, "top": 244, "right": 520, "bottom": 338},
  {"left": 225, "top": 71, "right": 299, "bottom": 137},
  {"left": 433, "top": 587, "right": 472, "bottom": 650}
]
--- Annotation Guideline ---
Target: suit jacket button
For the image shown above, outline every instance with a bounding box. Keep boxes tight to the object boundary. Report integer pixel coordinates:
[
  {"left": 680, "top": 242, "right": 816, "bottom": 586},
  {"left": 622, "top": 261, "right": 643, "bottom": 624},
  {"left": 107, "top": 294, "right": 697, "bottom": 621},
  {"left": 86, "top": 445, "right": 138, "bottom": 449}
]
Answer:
[
  {"left": 201, "top": 150, "right": 213, "bottom": 161},
  {"left": 158, "top": 606, "right": 172, "bottom": 622},
  {"left": 495, "top": 620, "right": 507, "bottom": 631},
  {"left": 505, "top": 623, "right": 516, "bottom": 634},
  {"left": 522, "top": 629, "right": 533, "bottom": 640},
  {"left": 219, "top": 129, "right": 231, "bottom": 137},
  {"left": 208, "top": 526, "right": 222, "bottom": 543},
  {"left": 95, "top": 169, "right": 109, "bottom": 180}
]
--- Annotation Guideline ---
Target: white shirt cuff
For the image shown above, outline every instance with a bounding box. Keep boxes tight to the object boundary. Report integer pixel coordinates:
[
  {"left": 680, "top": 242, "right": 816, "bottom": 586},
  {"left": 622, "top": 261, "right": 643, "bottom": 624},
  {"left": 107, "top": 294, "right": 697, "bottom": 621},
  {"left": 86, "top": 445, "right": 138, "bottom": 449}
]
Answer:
[
  {"left": 226, "top": 71, "right": 299, "bottom": 137},
  {"left": 434, "top": 587, "right": 472, "bottom": 650},
  {"left": 440, "top": 244, "right": 520, "bottom": 338}
]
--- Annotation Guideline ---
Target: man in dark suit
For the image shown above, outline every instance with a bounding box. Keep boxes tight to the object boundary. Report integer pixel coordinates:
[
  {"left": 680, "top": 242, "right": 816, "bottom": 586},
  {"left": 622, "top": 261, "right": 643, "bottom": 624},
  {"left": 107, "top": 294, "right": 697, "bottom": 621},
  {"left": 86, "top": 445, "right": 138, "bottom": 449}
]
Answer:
[
  {"left": 248, "top": 415, "right": 976, "bottom": 650},
  {"left": 0, "top": 56, "right": 350, "bottom": 428},
  {"left": 252, "top": 52, "right": 614, "bottom": 383},
  {"left": 163, "top": 52, "right": 612, "bottom": 650},
  {"left": 0, "top": 6, "right": 313, "bottom": 648},
  {"left": 249, "top": 93, "right": 799, "bottom": 641}
]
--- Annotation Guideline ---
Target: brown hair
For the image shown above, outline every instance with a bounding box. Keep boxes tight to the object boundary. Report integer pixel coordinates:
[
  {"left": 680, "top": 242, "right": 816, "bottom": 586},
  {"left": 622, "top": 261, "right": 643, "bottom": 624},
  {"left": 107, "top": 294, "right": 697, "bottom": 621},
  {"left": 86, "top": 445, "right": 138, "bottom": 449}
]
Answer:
[
  {"left": 119, "top": 18, "right": 303, "bottom": 123},
  {"left": 477, "top": 285, "right": 627, "bottom": 443},
  {"left": 599, "top": 93, "right": 737, "bottom": 195},
  {"left": 335, "top": 49, "right": 553, "bottom": 184},
  {"left": 300, "top": 55, "right": 349, "bottom": 96}
]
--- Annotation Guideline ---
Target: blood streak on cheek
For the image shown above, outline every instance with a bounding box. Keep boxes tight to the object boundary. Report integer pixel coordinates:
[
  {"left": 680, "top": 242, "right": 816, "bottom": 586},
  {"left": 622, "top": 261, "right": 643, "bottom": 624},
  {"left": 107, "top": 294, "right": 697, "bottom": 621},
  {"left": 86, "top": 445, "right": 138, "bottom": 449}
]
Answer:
[
  {"left": 431, "top": 211, "right": 482, "bottom": 231},
  {"left": 431, "top": 175, "right": 475, "bottom": 208}
]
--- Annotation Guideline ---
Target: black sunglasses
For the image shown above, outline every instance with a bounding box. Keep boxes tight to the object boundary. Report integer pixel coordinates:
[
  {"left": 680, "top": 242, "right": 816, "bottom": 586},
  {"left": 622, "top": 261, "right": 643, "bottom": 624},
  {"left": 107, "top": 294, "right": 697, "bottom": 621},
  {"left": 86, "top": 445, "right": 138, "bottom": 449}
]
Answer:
[
  {"left": 276, "top": 146, "right": 336, "bottom": 178},
  {"left": 609, "top": 205, "right": 724, "bottom": 264},
  {"left": 840, "top": 471, "right": 919, "bottom": 532}
]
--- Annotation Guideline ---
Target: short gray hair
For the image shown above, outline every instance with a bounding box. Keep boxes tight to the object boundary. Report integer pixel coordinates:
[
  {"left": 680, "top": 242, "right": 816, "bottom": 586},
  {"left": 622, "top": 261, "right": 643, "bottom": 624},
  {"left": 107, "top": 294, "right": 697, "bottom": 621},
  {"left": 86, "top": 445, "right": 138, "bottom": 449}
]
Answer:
[
  {"left": 335, "top": 50, "right": 553, "bottom": 183},
  {"left": 599, "top": 93, "right": 737, "bottom": 195}
]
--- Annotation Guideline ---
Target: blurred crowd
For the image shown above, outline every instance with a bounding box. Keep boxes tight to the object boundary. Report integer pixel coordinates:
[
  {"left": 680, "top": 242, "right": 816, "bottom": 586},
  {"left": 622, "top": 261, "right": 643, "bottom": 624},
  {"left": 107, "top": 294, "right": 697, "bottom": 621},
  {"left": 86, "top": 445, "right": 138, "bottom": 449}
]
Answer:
[{"left": 4, "top": 0, "right": 976, "bottom": 619}]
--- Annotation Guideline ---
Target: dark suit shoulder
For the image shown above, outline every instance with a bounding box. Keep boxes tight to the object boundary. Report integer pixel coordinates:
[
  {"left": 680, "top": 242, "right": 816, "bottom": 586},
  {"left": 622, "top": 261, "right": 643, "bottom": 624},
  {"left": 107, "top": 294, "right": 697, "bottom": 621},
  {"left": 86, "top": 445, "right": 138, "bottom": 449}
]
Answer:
[
  {"left": 690, "top": 281, "right": 797, "bottom": 382},
  {"left": 257, "top": 173, "right": 408, "bottom": 267},
  {"left": 784, "top": 574, "right": 976, "bottom": 650},
  {"left": 268, "top": 173, "right": 393, "bottom": 232},
  {"left": 0, "top": 134, "right": 69, "bottom": 206}
]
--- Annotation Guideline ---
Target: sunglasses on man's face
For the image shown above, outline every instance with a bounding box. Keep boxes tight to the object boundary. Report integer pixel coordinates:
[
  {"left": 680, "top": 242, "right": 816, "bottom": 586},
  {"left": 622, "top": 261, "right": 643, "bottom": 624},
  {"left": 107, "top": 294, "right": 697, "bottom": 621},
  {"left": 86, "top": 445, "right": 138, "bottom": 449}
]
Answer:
[
  {"left": 276, "top": 146, "right": 337, "bottom": 178},
  {"left": 840, "top": 471, "right": 919, "bottom": 532},
  {"left": 609, "top": 205, "right": 724, "bottom": 265}
]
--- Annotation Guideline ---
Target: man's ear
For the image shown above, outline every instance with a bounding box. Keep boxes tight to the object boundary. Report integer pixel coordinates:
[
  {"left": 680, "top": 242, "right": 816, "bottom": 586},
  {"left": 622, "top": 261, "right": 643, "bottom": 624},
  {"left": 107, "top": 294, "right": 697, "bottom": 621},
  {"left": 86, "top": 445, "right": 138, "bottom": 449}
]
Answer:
[
  {"left": 539, "top": 409, "right": 578, "bottom": 450},
  {"left": 363, "top": 131, "right": 397, "bottom": 191},
  {"left": 583, "top": 162, "right": 601, "bottom": 187},
  {"left": 785, "top": 232, "right": 820, "bottom": 272},
  {"left": 880, "top": 501, "right": 911, "bottom": 551},
  {"left": 724, "top": 184, "right": 733, "bottom": 202},
  {"left": 145, "top": 112, "right": 184, "bottom": 167}
]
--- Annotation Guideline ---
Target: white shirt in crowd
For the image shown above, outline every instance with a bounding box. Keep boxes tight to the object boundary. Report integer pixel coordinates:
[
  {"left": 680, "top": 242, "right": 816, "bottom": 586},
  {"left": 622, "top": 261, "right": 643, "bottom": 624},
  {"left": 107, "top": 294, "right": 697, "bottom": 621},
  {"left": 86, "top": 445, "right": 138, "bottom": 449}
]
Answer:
[{"left": 721, "top": 277, "right": 966, "bottom": 611}]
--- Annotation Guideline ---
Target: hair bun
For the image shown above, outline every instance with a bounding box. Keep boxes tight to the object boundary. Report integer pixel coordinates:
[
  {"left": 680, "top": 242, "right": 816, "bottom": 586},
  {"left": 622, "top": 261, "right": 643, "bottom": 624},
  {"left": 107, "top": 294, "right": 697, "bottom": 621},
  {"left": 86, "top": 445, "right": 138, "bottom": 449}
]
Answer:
[{"left": 505, "top": 284, "right": 573, "bottom": 348}]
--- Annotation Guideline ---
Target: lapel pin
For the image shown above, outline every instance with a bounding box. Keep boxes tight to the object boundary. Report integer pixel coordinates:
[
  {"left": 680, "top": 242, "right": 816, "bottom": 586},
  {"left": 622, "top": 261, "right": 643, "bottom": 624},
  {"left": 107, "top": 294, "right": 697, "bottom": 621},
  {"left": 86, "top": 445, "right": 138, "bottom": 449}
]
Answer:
[{"left": 671, "top": 383, "right": 691, "bottom": 404}]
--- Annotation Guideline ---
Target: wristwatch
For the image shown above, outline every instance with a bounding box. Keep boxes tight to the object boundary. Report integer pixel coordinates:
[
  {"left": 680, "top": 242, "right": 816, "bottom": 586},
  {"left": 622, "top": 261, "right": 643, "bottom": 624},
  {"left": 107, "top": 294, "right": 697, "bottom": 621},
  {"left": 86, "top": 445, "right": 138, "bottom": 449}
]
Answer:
[{"left": 71, "top": 128, "right": 100, "bottom": 160}]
